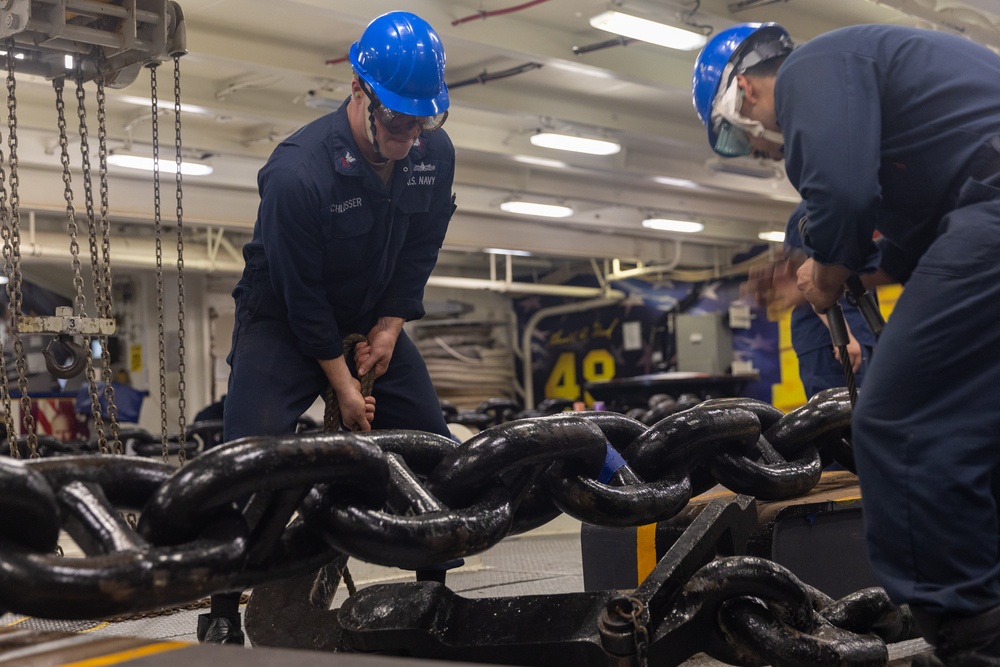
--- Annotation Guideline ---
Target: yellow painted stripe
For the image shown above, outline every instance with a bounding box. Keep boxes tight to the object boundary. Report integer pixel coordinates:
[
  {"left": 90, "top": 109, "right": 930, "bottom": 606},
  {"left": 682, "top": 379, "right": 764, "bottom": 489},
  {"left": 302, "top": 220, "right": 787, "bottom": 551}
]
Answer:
[
  {"left": 81, "top": 622, "right": 111, "bottom": 633},
  {"left": 57, "top": 641, "right": 187, "bottom": 667},
  {"left": 4, "top": 616, "right": 30, "bottom": 627},
  {"left": 636, "top": 523, "right": 657, "bottom": 583}
]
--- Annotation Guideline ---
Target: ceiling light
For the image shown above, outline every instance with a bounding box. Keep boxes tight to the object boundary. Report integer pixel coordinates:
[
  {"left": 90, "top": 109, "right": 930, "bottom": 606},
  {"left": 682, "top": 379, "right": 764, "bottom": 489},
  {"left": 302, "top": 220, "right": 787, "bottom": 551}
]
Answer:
[
  {"left": 642, "top": 218, "right": 704, "bottom": 233},
  {"left": 484, "top": 247, "right": 533, "bottom": 256},
  {"left": 107, "top": 151, "right": 214, "bottom": 176},
  {"left": 589, "top": 10, "right": 708, "bottom": 52},
  {"left": 513, "top": 155, "right": 568, "bottom": 169},
  {"left": 530, "top": 132, "right": 620, "bottom": 156},
  {"left": 654, "top": 175, "right": 700, "bottom": 189},
  {"left": 500, "top": 200, "right": 574, "bottom": 218},
  {"left": 117, "top": 95, "right": 211, "bottom": 116},
  {"left": 758, "top": 231, "right": 786, "bottom": 243}
]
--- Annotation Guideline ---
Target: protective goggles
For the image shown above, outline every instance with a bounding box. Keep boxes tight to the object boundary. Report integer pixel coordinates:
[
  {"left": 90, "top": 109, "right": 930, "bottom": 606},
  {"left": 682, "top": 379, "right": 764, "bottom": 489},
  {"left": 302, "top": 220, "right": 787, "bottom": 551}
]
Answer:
[
  {"left": 713, "top": 118, "right": 754, "bottom": 157},
  {"left": 360, "top": 81, "right": 448, "bottom": 134},
  {"left": 710, "top": 66, "right": 784, "bottom": 157}
]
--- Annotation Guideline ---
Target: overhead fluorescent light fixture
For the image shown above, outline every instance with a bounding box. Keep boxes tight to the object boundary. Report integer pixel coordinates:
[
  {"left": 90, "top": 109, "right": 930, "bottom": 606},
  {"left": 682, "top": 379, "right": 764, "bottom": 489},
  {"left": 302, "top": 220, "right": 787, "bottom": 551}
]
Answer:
[
  {"left": 590, "top": 10, "right": 708, "bottom": 52},
  {"left": 117, "top": 95, "right": 211, "bottom": 116},
  {"left": 642, "top": 218, "right": 704, "bottom": 233},
  {"left": 484, "top": 247, "right": 533, "bottom": 257},
  {"left": 513, "top": 155, "right": 568, "bottom": 169},
  {"left": 530, "top": 132, "right": 620, "bottom": 156},
  {"left": 654, "top": 175, "right": 701, "bottom": 189},
  {"left": 758, "top": 230, "right": 786, "bottom": 243},
  {"left": 107, "top": 152, "right": 214, "bottom": 176},
  {"left": 500, "top": 200, "right": 574, "bottom": 218}
]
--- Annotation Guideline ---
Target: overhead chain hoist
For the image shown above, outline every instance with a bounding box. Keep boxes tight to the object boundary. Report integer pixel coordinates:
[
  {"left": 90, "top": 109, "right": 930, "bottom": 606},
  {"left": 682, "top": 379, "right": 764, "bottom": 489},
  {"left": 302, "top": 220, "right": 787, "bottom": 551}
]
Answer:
[{"left": 0, "top": 0, "right": 186, "bottom": 457}]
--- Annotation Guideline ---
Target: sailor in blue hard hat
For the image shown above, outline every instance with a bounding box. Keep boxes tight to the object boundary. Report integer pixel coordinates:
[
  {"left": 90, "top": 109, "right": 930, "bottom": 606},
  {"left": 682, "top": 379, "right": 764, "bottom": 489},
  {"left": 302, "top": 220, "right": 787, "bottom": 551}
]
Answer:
[
  {"left": 691, "top": 22, "right": 792, "bottom": 160},
  {"left": 694, "top": 21, "right": 1000, "bottom": 667},
  {"left": 349, "top": 10, "right": 449, "bottom": 162},
  {"left": 200, "top": 11, "right": 458, "bottom": 645}
]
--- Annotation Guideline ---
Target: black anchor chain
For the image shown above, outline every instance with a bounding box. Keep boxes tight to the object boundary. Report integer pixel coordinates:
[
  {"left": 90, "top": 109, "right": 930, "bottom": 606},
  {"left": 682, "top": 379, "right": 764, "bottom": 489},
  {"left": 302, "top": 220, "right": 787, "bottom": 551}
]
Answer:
[
  {"left": 332, "top": 495, "right": 914, "bottom": 667},
  {"left": 652, "top": 555, "right": 913, "bottom": 667},
  {"left": 0, "top": 388, "right": 892, "bottom": 666}
]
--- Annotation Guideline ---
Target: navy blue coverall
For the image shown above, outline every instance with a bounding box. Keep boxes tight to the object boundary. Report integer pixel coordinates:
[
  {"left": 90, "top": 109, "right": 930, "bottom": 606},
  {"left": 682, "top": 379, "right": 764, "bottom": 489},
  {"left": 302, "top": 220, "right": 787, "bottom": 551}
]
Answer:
[
  {"left": 777, "top": 25, "right": 1000, "bottom": 617},
  {"left": 224, "top": 99, "right": 456, "bottom": 442},
  {"left": 784, "top": 204, "right": 875, "bottom": 399}
]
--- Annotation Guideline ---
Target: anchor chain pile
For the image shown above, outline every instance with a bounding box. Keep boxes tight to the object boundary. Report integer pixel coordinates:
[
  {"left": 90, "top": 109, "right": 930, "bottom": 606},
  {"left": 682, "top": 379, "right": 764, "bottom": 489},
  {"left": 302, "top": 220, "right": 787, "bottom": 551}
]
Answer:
[{"left": 0, "top": 387, "right": 911, "bottom": 665}]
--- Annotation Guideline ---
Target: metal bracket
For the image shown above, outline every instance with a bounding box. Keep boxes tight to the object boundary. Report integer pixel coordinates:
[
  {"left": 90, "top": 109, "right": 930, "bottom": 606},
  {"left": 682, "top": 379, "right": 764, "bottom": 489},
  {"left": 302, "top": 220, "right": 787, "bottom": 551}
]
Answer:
[
  {"left": 19, "top": 306, "right": 116, "bottom": 335},
  {"left": 0, "top": 0, "right": 186, "bottom": 87}
]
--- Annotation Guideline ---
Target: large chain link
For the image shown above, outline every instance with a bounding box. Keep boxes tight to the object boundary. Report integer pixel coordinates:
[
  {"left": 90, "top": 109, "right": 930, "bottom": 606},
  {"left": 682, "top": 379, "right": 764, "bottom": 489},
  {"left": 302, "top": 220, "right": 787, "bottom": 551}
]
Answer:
[
  {"left": 0, "top": 391, "right": 854, "bottom": 616},
  {"left": 0, "top": 393, "right": 908, "bottom": 666},
  {"left": 649, "top": 555, "right": 912, "bottom": 666}
]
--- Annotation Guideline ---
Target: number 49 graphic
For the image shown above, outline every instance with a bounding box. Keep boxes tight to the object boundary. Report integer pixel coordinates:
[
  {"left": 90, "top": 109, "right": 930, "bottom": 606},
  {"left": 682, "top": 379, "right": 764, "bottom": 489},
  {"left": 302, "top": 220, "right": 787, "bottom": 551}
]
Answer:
[{"left": 543, "top": 349, "right": 615, "bottom": 405}]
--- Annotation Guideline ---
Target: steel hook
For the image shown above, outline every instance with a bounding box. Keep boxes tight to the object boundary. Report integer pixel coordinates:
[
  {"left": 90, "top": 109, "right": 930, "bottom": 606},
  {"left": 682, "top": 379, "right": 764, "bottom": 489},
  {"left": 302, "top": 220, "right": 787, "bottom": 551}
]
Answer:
[{"left": 42, "top": 335, "right": 90, "bottom": 379}]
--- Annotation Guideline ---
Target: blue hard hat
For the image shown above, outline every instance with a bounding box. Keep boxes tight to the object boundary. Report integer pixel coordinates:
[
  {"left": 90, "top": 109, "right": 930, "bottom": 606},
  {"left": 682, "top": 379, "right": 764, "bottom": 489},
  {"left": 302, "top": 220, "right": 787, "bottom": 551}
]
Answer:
[
  {"left": 349, "top": 11, "right": 449, "bottom": 117},
  {"left": 691, "top": 23, "right": 792, "bottom": 156}
]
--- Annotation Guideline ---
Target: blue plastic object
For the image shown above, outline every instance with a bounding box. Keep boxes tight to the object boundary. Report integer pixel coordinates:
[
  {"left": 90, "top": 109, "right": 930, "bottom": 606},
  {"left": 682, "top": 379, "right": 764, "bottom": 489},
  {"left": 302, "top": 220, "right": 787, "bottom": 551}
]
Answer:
[{"left": 349, "top": 11, "right": 449, "bottom": 116}]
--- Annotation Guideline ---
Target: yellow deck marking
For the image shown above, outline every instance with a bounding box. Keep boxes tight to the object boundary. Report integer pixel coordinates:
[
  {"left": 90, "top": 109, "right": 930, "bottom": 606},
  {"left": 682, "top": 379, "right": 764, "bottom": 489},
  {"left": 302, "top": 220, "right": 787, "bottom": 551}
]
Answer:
[
  {"left": 80, "top": 623, "right": 110, "bottom": 633},
  {"left": 636, "top": 523, "right": 657, "bottom": 582},
  {"left": 57, "top": 641, "right": 186, "bottom": 667}
]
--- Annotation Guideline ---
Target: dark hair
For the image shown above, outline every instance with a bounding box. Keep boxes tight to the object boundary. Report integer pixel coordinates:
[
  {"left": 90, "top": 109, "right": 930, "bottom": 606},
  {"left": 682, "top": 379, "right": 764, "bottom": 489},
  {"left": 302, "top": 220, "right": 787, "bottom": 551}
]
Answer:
[{"left": 744, "top": 54, "right": 787, "bottom": 78}]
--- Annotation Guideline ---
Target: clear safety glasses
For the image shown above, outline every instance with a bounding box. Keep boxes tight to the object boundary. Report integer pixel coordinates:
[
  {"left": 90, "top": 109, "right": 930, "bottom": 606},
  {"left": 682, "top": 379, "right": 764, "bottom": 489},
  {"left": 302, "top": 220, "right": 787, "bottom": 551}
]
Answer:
[{"left": 360, "top": 81, "right": 448, "bottom": 134}]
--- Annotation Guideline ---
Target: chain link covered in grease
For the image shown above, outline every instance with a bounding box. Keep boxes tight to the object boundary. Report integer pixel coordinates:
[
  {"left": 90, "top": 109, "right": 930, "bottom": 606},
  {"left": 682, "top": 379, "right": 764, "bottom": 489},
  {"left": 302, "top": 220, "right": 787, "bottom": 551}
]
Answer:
[{"left": 0, "top": 389, "right": 893, "bottom": 666}]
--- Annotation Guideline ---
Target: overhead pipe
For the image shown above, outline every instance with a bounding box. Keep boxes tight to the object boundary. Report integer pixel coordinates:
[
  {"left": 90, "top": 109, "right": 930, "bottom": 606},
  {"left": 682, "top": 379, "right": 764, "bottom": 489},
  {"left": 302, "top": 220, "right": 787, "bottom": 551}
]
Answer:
[
  {"left": 17, "top": 225, "right": 631, "bottom": 301},
  {"left": 451, "top": 0, "right": 552, "bottom": 26},
  {"left": 728, "top": 0, "right": 789, "bottom": 12},
  {"left": 609, "top": 240, "right": 683, "bottom": 279},
  {"left": 572, "top": 36, "right": 635, "bottom": 56},
  {"left": 427, "top": 275, "right": 625, "bottom": 299},
  {"left": 448, "top": 62, "right": 543, "bottom": 90},
  {"left": 869, "top": 0, "right": 1000, "bottom": 50}
]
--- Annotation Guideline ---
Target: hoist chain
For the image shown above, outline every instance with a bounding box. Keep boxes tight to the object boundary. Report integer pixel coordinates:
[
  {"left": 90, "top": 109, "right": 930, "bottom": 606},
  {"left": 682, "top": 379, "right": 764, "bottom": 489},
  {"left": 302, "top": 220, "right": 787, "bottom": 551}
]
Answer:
[
  {"left": 172, "top": 55, "right": 187, "bottom": 466},
  {"left": 76, "top": 71, "right": 102, "bottom": 312},
  {"left": 2, "top": 38, "right": 35, "bottom": 457},
  {"left": 93, "top": 59, "right": 122, "bottom": 454},
  {"left": 68, "top": 71, "right": 109, "bottom": 456},
  {"left": 0, "top": 40, "right": 15, "bottom": 457},
  {"left": 207, "top": 307, "right": 217, "bottom": 402},
  {"left": 0, "top": 393, "right": 912, "bottom": 666},
  {"left": 53, "top": 77, "right": 86, "bottom": 331},
  {"left": 147, "top": 64, "right": 169, "bottom": 463}
]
